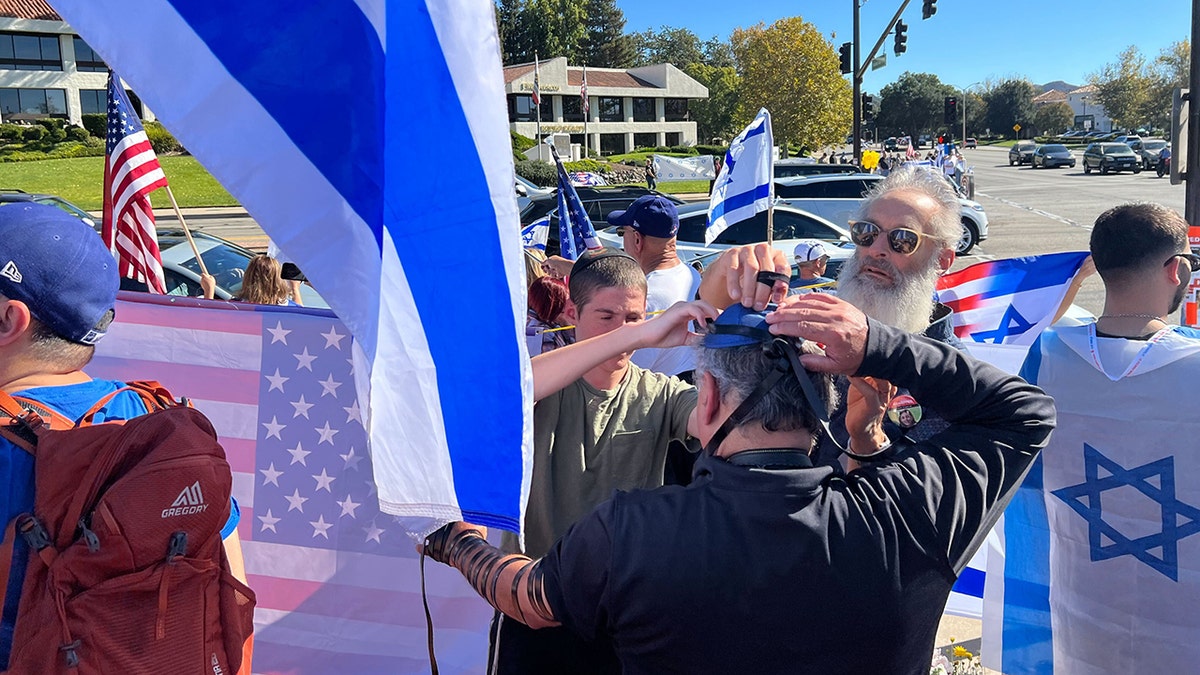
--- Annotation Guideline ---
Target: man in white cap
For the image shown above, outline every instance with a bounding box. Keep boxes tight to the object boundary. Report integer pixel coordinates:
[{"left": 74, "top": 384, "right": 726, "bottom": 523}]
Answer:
[{"left": 791, "top": 240, "right": 835, "bottom": 293}]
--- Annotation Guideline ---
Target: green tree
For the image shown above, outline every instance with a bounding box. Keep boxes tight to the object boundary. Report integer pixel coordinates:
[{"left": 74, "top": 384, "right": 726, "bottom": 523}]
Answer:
[
  {"left": 984, "top": 79, "right": 1036, "bottom": 139},
  {"left": 702, "top": 36, "right": 735, "bottom": 68},
  {"left": 683, "top": 63, "right": 740, "bottom": 143},
  {"left": 875, "top": 72, "right": 957, "bottom": 139},
  {"left": 578, "top": 0, "right": 635, "bottom": 67},
  {"left": 731, "top": 17, "right": 852, "bottom": 151},
  {"left": 1033, "top": 102, "right": 1074, "bottom": 137},
  {"left": 629, "top": 26, "right": 706, "bottom": 67},
  {"left": 496, "top": 0, "right": 587, "bottom": 64},
  {"left": 1089, "top": 46, "right": 1152, "bottom": 131},
  {"left": 963, "top": 91, "right": 987, "bottom": 137},
  {"left": 1145, "top": 39, "right": 1189, "bottom": 132}
]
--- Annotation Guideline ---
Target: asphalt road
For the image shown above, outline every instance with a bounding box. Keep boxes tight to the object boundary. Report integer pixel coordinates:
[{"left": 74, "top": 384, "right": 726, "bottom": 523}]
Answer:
[{"left": 949, "top": 144, "right": 1185, "bottom": 317}]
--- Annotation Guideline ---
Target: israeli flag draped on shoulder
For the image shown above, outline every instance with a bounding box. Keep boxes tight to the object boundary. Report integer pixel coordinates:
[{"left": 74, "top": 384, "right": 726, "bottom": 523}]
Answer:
[
  {"left": 551, "top": 145, "right": 601, "bottom": 260},
  {"left": 50, "top": 0, "right": 534, "bottom": 540},
  {"left": 706, "top": 108, "right": 774, "bottom": 244},
  {"left": 983, "top": 323, "right": 1200, "bottom": 674}
]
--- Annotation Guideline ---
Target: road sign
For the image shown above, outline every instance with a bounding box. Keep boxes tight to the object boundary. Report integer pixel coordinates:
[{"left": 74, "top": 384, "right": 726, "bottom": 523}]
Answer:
[
  {"left": 1013, "top": 124, "right": 1021, "bottom": 132},
  {"left": 871, "top": 55, "right": 887, "bottom": 71}
]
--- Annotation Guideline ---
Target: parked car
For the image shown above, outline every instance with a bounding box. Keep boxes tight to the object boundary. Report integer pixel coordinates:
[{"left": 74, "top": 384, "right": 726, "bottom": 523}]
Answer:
[
  {"left": 1082, "top": 142, "right": 1142, "bottom": 174},
  {"left": 774, "top": 161, "right": 862, "bottom": 178},
  {"left": 595, "top": 202, "right": 854, "bottom": 278},
  {"left": 1008, "top": 141, "right": 1038, "bottom": 166},
  {"left": 774, "top": 173, "right": 989, "bottom": 254},
  {"left": 917, "top": 134, "right": 933, "bottom": 149},
  {"left": 1131, "top": 139, "right": 1170, "bottom": 170},
  {"left": 1031, "top": 144, "right": 1076, "bottom": 169},
  {"left": 1112, "top": 135, "right": 1141, "bottom": 146},
  {"left": 963, "top": 138, "right": 978, "bottom": 148},
  {"left": 884, "top": 137, "right": 899, "bottom": 151},
  {"left": 0, "top": 189, "right": 96, "bottom": 228},
  {"left": 515, "top": 175, "right": 553, "bottom": 211},
  {"left": 519, "top": 186, "right": 685, "bottom": 256}
]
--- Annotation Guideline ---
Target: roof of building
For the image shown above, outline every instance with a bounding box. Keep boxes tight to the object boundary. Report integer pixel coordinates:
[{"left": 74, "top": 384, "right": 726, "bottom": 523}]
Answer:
[
  {"left": 502, "top": 62, "right": 656, "bottom": 89},
  {"left": 1033, "top": 89, "right": 1068, "bottom": 104},
  {"left": 1068, "top": 84, "right": 1098, "bottom": 95},
  {"left": 0, "top": 0, "right": 61, "bottom": 20}
]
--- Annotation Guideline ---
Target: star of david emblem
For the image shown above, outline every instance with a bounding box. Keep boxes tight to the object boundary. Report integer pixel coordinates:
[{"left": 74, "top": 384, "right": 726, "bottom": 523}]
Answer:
[
  {"left": 1052, "top": 443, "right": 1200, "bottom": 581},
  {"left": 970, "top": 304, "right": 1034, "bottom": 344}
]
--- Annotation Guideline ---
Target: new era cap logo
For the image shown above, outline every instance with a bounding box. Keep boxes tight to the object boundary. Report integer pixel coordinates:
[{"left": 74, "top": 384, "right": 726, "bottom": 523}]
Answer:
[
  {"left": 162, "top": 481, "right": 209, "bottom": 518},
  {"left": 1, "top": 261, "right": 21, "bottom": 284}
]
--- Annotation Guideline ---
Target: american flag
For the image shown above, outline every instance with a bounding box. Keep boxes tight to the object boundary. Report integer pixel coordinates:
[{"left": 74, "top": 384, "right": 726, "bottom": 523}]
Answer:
[
  {"left": 580, "top": 64, "right": 588, "bottom": 115},
  {"left": 531, "top": 54, "right": 541, "bottom": 107},
  {"left": 102, "top": 72, "right": 168, "bottom": 294},
  {"left": 87, "top": 293, "right": 493, "bottom": 674}
]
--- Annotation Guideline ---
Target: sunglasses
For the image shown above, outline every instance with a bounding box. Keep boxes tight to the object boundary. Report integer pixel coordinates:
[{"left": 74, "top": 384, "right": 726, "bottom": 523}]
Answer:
[
  {"left": 1164, "top": 252, "right": 1200, "bottom": 269},
  {"left": 849, "top": 220, "right": 928, "bottom": 255}
]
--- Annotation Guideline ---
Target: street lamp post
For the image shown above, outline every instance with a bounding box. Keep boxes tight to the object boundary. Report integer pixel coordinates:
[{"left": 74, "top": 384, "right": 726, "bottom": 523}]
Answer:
[{"left": 962, "top": 82, "right": 982, "bottom": 145}]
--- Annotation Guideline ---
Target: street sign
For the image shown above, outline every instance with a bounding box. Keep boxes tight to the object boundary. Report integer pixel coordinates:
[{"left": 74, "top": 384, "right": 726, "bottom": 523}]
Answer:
[
  {"left": 871, "top": 55, "right": 887, "bottom": 71},
  {"left": 1013, "top": 124, "right": 1021, "bottom": 132}
]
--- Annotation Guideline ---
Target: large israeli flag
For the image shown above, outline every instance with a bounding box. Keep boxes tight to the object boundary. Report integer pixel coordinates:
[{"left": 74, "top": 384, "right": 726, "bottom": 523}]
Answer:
[
  {"left": 52, "top": 0, "right": 533, "bottom": 541},
  {"left": 984, "top": 324, "right": 1200, "bottom": 674},
  {"left": 706, "top": 108, "right": 773, "bottom": 244}
]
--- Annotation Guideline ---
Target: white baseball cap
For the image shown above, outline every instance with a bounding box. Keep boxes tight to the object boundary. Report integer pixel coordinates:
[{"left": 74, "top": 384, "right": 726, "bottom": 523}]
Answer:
[{"left": 793, "top": 240, "right": 829, "bottom": 263}]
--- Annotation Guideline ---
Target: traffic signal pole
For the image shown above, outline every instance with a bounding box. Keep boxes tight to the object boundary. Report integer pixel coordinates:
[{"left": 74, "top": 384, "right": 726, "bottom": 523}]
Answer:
[
  {"left": 852, "top": 0, "right": 861, "bottom": 164},
  {"left": 1186, "top": 0, "right": 1200, "bottom": 225}
]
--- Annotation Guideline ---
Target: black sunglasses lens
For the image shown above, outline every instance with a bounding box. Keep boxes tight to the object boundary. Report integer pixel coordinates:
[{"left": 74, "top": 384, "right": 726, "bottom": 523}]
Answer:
[
  {"left": 850, "top": 221, "right": 879, "bottom": 247},
  {"left": 1186, "top": 253, "right": 1200, "bottom": 268},
  {"left": 888, "top": 229, "right": 921, "bottom": 254}
]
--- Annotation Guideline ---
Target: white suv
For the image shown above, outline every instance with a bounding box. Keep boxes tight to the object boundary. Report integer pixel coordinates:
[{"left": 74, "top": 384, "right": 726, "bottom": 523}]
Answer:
[{"left": 774, "top": 173, "right": 988, "bottom": 254}]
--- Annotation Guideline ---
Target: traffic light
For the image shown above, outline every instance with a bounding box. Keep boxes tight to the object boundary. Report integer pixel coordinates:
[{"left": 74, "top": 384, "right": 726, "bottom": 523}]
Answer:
[
  {"left": 894, "top": 21, "right": 908, "bottom": 55},
  {"left": 838, "top": 42, "right": 852, "bottom": 75},
  {"left": 944, "top": 96, "right": 957, "bottom": 124},
  {"left": 923, "top": 0, "right": 938, "bottom": 20},
  {"left": 861, "top": 93, "right": 876, "bottom": 121}
]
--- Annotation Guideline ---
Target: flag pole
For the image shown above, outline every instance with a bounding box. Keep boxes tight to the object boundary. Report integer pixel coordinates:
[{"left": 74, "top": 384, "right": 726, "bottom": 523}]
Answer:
[
  {"left": 534, "top": 53, "right": 542, "bottom": 162},
  {"left": 582, "top": 64, "right": 588, "bottom": 159},
  {"left": 163, "top": 185, "right": 209, "bottom": 276},
  {"left": 767, "top": 201, "right": 774, "bottom": 247}
]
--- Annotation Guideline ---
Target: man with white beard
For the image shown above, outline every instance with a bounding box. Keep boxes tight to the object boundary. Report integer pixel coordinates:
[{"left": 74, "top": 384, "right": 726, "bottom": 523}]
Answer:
[{"left": 699, "top": 166, "right": 966, "bottom": 464}]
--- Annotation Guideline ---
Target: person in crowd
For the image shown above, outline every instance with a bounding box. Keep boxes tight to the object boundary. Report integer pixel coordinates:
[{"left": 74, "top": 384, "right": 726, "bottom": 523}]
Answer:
[
  {"left": 1012, "top": 202, "right": 1199, "bottom": 671},
  {"left": 644, "top": 157, "right": 657, "bottom": 191},
  {"left": 489, "top": 247, "right": 721, "bottom": 674},
  {"left": 525, "top": 276, "right": 572, "bottom": 356},
  {"left": 423, "top": 289, "right": 1054, "bottom": 674},
  {"left": 790, "top": 240, "right": 836, "bottom": 293},
  {"left": 207, "top": 254, "right": 302, "bottom": 306},
  {"left": 608, "top": 195, "right": 702, "bottom": 377},
  {"left": 0, "top": 204, "right": 249, "bottom": 669}
]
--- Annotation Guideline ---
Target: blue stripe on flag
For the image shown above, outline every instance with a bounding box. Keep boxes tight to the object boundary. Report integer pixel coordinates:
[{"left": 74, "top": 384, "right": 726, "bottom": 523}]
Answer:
[
  {"left": 168, "top": 0, "right": 385, "bottom": 247},
  {"left": 709, "top": 183, "right": 772, "bottom": 224},
  {"left": 382, "top": 4, "right": 524, "bottom": 530},
  {"left": 723, "top": 119, "right": 767, "bottom": 175},
  {"left": 1002, "top": 454, "right": 1055, "bottom": 674},
  {"left": 952, "top": 565, "right": 985, "bottom": 598}
]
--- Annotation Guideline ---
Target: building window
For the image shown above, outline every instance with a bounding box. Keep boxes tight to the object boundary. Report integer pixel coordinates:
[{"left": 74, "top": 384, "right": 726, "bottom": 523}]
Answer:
[
  {"left": 540, "top": 97, "right": 553, "bottom": 123},
  {"left": 0, "top": 88, "right": 68, "bottom": 118},
  {"left": 598, "top": 97, "right": 623, "bottom": 122},
  {"left": 508, "top": 94, "right": 537, "bottom": 122},
  {"left": 562, "top": 96, "right": 584, "bottom": 122},
  {"left": 633, "top": 133, "right": 657, "bottom": 150},
  {"left": 665, "top": 132, "right": 682, "bottom": 147},
  {"left": 0, "top": 33, "right": 63, "bottom": 71},
  {"left": 632, "top": 98, "right": 656, "bottom": 122},
  {"left": 664, "top": 98, "right": 689, "bottom": 122},
  {"left": 72, "top": 37, "right": 106, "bottom": 72},
  {"left": 79, "top": 89, "right": 106, "bottom": 115},
  {"left": 599, "top": 133, "right": 625, "bottom": 156}
]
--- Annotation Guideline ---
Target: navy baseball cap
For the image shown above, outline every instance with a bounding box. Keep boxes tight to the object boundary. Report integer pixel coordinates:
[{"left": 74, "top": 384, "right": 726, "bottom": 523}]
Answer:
[
  {"left": 0, "top": 203, "right": 119, "bottom": 345},
  {"left": 607, "top": 195, "right": 680, "bottom": 238}
]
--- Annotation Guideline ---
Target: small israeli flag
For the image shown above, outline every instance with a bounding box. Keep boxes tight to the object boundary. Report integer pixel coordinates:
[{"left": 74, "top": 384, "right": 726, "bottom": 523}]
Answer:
[
  {"left": 521, "top": 216, "right": 550, "bottom": 251},
  {"left": 706, "top": 108, "right": 774, "bottom": 244}
]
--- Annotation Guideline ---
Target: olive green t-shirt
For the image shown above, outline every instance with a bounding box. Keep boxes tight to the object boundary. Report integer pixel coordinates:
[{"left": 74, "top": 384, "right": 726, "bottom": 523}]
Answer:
[{"left": 511, "top": 365, "right": 697, "bottom": 558}]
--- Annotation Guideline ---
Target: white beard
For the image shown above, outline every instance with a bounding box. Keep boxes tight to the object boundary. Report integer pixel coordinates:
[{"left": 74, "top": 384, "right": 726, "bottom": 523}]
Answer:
[{"left": 836, "top": 253, "right": 942, "bottom": 334}]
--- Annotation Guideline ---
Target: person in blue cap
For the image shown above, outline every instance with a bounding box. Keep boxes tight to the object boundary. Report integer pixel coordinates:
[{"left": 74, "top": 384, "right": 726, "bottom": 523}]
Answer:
[
  {"left": 424, "top": 286, "right": 1055, "bottom": 674},
  {"left": 0, "top": 203, "right": 243, "bottom": 668},
  {"left": 607, "top": 195, "right": 701, "bottom": 377}
]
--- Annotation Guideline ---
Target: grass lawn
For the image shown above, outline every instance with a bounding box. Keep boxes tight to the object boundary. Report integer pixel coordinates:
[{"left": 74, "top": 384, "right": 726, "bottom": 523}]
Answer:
[
  {"left": 651, "top": 180, "right": 711, "bottom": 195},
  {"left": 1, "top": 155, "right": 237, "bottom": 210}
]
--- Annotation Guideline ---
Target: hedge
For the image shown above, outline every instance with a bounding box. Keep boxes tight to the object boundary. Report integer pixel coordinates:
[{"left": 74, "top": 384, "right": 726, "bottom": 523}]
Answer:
[
  {"left": 514, "top": 159, "right": 556, "bottom": 187},
  {"left": 81, "top": 113, "right": 106, "bottom": 139},
  {"left": 511, "top": 130, "right": 536, "bottom": 153},
  {"left": 694, "top": 144, "right": 728, "bottom": 157},
  {"left": 562, "top": 159, "right": 609, "bottom": 174},
  {"left": 0, "top": 138, "right": 105, "bottom": 162},
  {"left": 65, "top": 126, "right": 90, "bottom": 142},
  {"left": 0, "top": 124, "right": 23, "bottom": 141},
  {"left": 144, "top": 121, "right": 183, "bottom": 154},
  {"left": 22, "top": 126, "right": 46, "bottom": 142}
]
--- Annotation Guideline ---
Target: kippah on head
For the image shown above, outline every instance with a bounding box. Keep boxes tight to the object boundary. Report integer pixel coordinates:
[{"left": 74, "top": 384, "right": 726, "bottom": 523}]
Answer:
[
  {"left": 703, "top": 303, "right": 775, "bottom": 349},
  {"left": 569, "top": 247, "right": 638, "bottom": 278},
  {"left": 0, "top": 203, "right": 119, "bottom": 344}
]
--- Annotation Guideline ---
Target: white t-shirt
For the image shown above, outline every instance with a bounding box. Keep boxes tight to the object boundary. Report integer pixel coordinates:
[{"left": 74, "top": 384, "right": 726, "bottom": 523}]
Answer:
[{"left": 632, "top": 261, "right": 702, "bottom": 375}]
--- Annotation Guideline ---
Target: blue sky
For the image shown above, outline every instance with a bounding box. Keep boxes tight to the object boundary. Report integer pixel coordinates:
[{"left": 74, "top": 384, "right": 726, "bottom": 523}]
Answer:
[{"left": 619, "top": 0, "right": 1190, "bottom": 93}]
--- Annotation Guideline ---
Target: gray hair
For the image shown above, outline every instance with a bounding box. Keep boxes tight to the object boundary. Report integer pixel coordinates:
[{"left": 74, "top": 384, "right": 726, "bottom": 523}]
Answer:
[
  {"left": 857, "top": 166, "right": 962, "bottom": 246},
  {"left": 693, "top": 341, "right": 838, "bottom": 444}
]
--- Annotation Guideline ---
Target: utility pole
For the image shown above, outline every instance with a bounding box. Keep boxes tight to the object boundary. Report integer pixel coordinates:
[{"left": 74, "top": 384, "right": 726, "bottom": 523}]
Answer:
[
  {"left": 1187, "top": 0, "right": 1200, "bottom": 225},
  {"left": 852, "top": 0, "right": 862, "bottom": 164}
]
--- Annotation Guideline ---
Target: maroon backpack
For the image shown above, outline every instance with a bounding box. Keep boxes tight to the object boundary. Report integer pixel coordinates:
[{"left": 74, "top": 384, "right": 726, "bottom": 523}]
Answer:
[{"left": 0, "top": 381, "right": 255, "bottom": 674}]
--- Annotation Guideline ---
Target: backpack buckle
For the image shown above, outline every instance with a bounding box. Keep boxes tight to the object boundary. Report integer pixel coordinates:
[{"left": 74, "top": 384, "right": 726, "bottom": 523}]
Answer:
[
  {"left": 16, "top": 515, "right": 51, "bottom": 551},
  {"left": 59, "top": 639, "right": 81, "bottom": 668}
]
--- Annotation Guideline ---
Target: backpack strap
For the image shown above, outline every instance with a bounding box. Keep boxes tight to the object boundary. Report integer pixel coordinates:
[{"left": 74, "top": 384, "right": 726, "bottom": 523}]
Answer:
[
  {"left": 0, "top": 390, "right": 74, "bottom": 454},
  {"left": 74, "top": 380, "right": 186, "bottom": 428}
]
